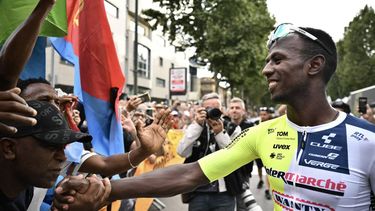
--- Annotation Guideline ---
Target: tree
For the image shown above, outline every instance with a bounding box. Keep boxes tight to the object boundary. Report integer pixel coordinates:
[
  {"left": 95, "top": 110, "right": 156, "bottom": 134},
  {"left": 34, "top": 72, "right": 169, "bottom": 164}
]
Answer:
[
  {"left": 143, "top": 0, "right": 275, "bottom": 106},
  {"left": 328, "top": 5, "right": 375, "bottom": 99}
]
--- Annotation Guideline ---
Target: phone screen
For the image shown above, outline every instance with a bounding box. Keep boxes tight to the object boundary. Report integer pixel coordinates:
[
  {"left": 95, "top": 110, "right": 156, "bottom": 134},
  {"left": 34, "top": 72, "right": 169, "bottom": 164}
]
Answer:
[
  {"left": 137, "top": 92, "right": 151, "bottom": 103},
  {"left": 358, "top": 97, "right": 367, "bottom": 113}
]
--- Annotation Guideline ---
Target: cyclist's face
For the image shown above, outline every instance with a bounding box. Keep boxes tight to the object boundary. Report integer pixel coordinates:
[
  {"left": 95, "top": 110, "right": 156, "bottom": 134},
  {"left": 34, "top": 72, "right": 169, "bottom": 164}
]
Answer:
[{"left": 262, "top": 35, "right": 309, "bottom": 103}]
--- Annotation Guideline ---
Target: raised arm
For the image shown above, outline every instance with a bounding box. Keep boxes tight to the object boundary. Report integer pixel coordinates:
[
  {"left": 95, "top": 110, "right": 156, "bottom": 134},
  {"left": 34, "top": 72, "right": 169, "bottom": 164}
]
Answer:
[
  {"left": 78, "top": 109, "right": 171, "bottom": 177},
  {"left": 0, "top": 0, "right": 56, "bottom": 90}
]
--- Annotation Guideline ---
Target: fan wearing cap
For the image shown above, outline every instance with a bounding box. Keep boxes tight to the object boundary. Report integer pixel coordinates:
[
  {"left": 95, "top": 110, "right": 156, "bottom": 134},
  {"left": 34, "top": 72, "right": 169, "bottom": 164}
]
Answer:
[{"left": 0, "top": 100, "right": 100, "bottom": 211}]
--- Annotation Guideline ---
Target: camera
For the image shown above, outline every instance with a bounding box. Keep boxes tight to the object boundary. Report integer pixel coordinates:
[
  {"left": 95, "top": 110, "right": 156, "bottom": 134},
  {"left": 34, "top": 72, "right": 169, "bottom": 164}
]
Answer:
[
  {"left": 205, "top": 107, "right": 222, "bottom": 120},
  {"left": 222, "top": 116, "right": 237, "bottom": 136}
]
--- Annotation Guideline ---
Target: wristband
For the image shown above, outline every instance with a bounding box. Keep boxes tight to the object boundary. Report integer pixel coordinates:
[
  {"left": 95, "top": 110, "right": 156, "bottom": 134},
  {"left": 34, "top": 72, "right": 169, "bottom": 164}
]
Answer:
[{"left": 128, "top": 150, "right": 138, "bottom": 168}]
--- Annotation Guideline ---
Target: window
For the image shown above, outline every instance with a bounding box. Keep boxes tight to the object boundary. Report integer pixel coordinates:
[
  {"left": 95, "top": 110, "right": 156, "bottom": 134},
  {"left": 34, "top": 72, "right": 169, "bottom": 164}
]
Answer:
[
  {"left": 104, "top": 0, "right": 119, "bottom": 18},
  {"left": 156, "top": 78, "right": 166, "bottom": 87},
  {"left": 129, "top": 20, "right": 150, "bottom": 38},
  {"left": 137, "top": 44, "right": 150, "bottom": 78},
  {"left": 159, "top": 57, "right": 163, "bottom": 66}
]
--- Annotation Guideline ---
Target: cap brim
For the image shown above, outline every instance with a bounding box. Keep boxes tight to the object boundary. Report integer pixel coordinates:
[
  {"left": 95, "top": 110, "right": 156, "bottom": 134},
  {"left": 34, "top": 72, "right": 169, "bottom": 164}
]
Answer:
[{"left": 32, "top": 129, "right": 92, "bottom": 146}]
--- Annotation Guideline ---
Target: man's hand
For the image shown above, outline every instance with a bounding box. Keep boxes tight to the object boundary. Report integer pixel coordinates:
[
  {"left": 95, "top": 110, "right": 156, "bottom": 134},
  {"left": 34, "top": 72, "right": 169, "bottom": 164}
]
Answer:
[
  {"left": 58, "top": 95, "right": 78, "bottom": 112},
  {"left": 137, "top": 109, "right": 171, "bottom": 154},
  {"left": 0, "top": 88, "right": 37, "bottom": 135},
  {"left": 52, "top": 175, "right": 111, "bottom": 211},
  {"left": 207, "top": 119, "right": 224, "bottom": 135},
  {"left": 121, "top": 111, "right": 137, "bottom": 136},
  {"left": 194, "top": 107, "right": 206, "bottom": 126},
  {"left": 125, "top": 96, "right": 142, "bottom": 112},
  {"left": 361, "top": 104, "right": 375, "bottom": 124}
]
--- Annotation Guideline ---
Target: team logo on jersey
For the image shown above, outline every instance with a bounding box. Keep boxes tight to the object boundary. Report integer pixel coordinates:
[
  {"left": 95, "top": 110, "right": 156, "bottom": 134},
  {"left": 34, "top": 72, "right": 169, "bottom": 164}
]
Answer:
[
  {"left": 350, "top": 131, "right": 369, "bottom": 142},
  {"left": 304, "top": 130, "right": 349, "bottom": 174},
  {"left": 273, "top": 191, "right": 334, "bottom": 211},
  {"left": 321, "top": 133, "right": 336, "bottom": 144},
  {"left": 265, "top": 166, "right": 347, "bottom": 196}
]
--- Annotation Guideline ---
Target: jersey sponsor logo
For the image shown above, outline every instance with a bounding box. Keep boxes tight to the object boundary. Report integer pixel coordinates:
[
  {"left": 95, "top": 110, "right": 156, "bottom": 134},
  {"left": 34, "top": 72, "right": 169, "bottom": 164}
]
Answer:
[
  {"left": 270, "top": 152, "right": 285, "bottom": 160},
  {"left": 310, "top": 142, "right": 342, "bottom": 151},
  {"left": 350, "top": 131, "right": 369, "bottom": 142},
  {"left": 273, "top": 191, "right": 334, "bottom": 211},
  {"left": 308, "top": 152, "right": 339, "bottom": 160},
  {"left": 321, "top": 133, "right": 336, "bottom": 144},
  {"left": 265, "top": 166, "right": 346, "bottom": 196},
  {"left": 277, "top": 131, "right": 288, "bottom": 136},
  {"left": 273, "top": 144, "right": 290, "bottom": 150},
  {"left": 268, "top": 128, "right": 275, "bottom": 134},
  {"left": 303, "top": 130, "right": 349, "bottom": 174},
  {"left": 304, "top": 159, "right": 339, "bottom": 170}
]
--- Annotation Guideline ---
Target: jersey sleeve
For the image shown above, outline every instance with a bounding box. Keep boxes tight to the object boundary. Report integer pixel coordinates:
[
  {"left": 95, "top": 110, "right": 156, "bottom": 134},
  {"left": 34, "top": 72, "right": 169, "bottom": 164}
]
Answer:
[{"left": 198, "top": 126, "right": 260, "bottom": 182}]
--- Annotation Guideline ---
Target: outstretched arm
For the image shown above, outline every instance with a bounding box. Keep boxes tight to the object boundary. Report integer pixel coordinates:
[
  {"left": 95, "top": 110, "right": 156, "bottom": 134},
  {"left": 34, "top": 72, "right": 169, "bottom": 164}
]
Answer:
[
  {"left": 52, "top": 162, "right": 208, "bottom": 210},
  {"left": 109, "top": 162, "right": 209, "bottom": 200},
  {"left": 0, "top": 0, "right": 56, "bottom": 90}
]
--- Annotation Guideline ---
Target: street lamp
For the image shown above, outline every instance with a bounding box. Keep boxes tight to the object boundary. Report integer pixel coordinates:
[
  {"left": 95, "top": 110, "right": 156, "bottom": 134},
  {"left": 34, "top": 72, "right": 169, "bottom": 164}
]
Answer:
[{"left": 133, "top": 0, "right": 139, "bottom": 94}]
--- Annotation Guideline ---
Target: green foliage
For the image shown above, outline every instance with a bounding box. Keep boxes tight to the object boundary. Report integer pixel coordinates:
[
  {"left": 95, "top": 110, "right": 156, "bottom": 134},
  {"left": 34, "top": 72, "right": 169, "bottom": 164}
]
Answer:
[
  {"left": 143, "top": 0, "right": 275, "bottom": 106},
  {"left": 328, "top": 5, "right": 375, "bottom": 99}
]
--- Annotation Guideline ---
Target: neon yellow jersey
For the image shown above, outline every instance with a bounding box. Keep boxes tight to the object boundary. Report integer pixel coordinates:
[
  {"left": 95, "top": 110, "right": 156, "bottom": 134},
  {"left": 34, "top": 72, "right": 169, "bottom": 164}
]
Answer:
[{"left": 198, "top": 113, "right": 375, "bottom": 210}]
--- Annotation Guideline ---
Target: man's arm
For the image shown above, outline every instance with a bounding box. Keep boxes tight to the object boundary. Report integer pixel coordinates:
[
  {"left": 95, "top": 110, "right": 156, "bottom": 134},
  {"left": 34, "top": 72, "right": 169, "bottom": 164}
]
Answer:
[
  {"left": 177, "top": 122, "right": 203, "bottom": 157},
  {"left": 78, "top": 147, "right": 151, "bottom": 177},
  {"left": 0, "top": 0, "right": 56, "bottom": 90},
  {"left": 78, "top": 109, "right": 171, "bottom": 177},
  {"left": 109, "top": 162, "right": 208, "bottom": 200}
]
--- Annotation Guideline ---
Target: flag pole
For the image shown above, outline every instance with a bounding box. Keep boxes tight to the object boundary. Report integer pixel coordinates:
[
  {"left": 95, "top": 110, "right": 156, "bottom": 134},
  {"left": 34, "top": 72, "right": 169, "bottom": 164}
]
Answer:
[
  {"left": 50, "top": 47, "right": 56, "bottom": 87},
  {"left": 133, "top": 0, "right": 139, "bottom": 95}
]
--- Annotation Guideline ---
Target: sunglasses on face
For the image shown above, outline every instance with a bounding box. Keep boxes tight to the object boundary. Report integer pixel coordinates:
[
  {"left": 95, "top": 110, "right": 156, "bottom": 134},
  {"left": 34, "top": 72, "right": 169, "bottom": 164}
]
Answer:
[{"left": 267, "top": 23, "right": 333, "bottom": 55}]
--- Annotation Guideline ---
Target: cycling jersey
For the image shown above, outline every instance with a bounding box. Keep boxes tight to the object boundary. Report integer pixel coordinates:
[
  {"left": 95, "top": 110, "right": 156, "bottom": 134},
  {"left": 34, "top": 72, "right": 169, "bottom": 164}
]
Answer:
[{"left": 198, "top": 112, "right": 375, "bottom": 210}]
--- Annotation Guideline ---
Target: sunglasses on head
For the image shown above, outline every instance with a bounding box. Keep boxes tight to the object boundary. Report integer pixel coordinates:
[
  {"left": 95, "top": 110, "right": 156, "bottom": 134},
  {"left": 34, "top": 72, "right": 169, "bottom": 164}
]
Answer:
[
  {"left": 259, "top": 107, "right": 269, "bottom": 112},
  {"left": 267, "top": 23, "right": 333, "bottom": 55}
]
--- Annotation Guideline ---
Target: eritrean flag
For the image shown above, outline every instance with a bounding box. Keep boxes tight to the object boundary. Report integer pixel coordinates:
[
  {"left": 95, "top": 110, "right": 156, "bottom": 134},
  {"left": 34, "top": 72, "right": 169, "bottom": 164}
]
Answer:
[{"left": 51, "top": 0, "right": 125, "bottom": 156}]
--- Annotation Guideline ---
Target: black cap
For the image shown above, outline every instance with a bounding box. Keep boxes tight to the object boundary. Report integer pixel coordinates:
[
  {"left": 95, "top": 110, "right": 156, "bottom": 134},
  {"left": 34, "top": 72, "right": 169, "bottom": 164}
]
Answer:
[{"left": 10, "top": 100, "right": 92, "bottom": 146}]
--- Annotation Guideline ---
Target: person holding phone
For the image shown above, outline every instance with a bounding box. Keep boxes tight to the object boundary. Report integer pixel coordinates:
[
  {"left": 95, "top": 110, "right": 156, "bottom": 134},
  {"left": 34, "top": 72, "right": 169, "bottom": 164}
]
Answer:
[{"left": 358, "top": 97, "right": 375, "bottom": 124}]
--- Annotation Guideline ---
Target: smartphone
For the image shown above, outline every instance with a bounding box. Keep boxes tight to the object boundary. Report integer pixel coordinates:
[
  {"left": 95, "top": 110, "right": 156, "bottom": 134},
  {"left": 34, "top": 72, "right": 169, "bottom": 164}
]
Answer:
[
  {"left": 146, "top": 108, "right": 154, "bottom": 117},
  {"left": 358, "top": 97, "right": 367, "bottom": 114},
  {"left": 137, "top": 92, "right": 151, "bottom": 103}
]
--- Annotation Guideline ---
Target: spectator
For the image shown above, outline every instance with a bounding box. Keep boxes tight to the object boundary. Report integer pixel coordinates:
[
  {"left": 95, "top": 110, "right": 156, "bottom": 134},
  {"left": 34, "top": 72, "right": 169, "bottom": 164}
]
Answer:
[
  {"left": 331, "top": 99, "right": 351, "bottom": 114},
  {"left": 227, "top": 97, "right": 262, "bottom": 211},
  {"left": 17, "top": 78, "right": 170, "bottom": 210},
  {"left": 253, "top": 107, "right": 273, "bottom": 200},
  {"left": 176, "top": 92, "right": 240, "bottom": 211},
  {"left": 0, "top": 100, "right": 110, "bottom": 211}
]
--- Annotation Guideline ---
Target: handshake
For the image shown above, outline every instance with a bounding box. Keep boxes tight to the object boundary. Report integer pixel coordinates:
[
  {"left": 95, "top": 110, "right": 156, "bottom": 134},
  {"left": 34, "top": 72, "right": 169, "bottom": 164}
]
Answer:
[{"left": 51, "top": 175, "right": 111, "bottom": 211}]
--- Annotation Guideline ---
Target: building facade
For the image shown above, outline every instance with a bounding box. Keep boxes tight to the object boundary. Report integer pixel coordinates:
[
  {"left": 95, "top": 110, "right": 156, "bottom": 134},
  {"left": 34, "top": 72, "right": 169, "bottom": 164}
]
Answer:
[{"left": 45, "top": 0, "right": 194, "bottom": 104}]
